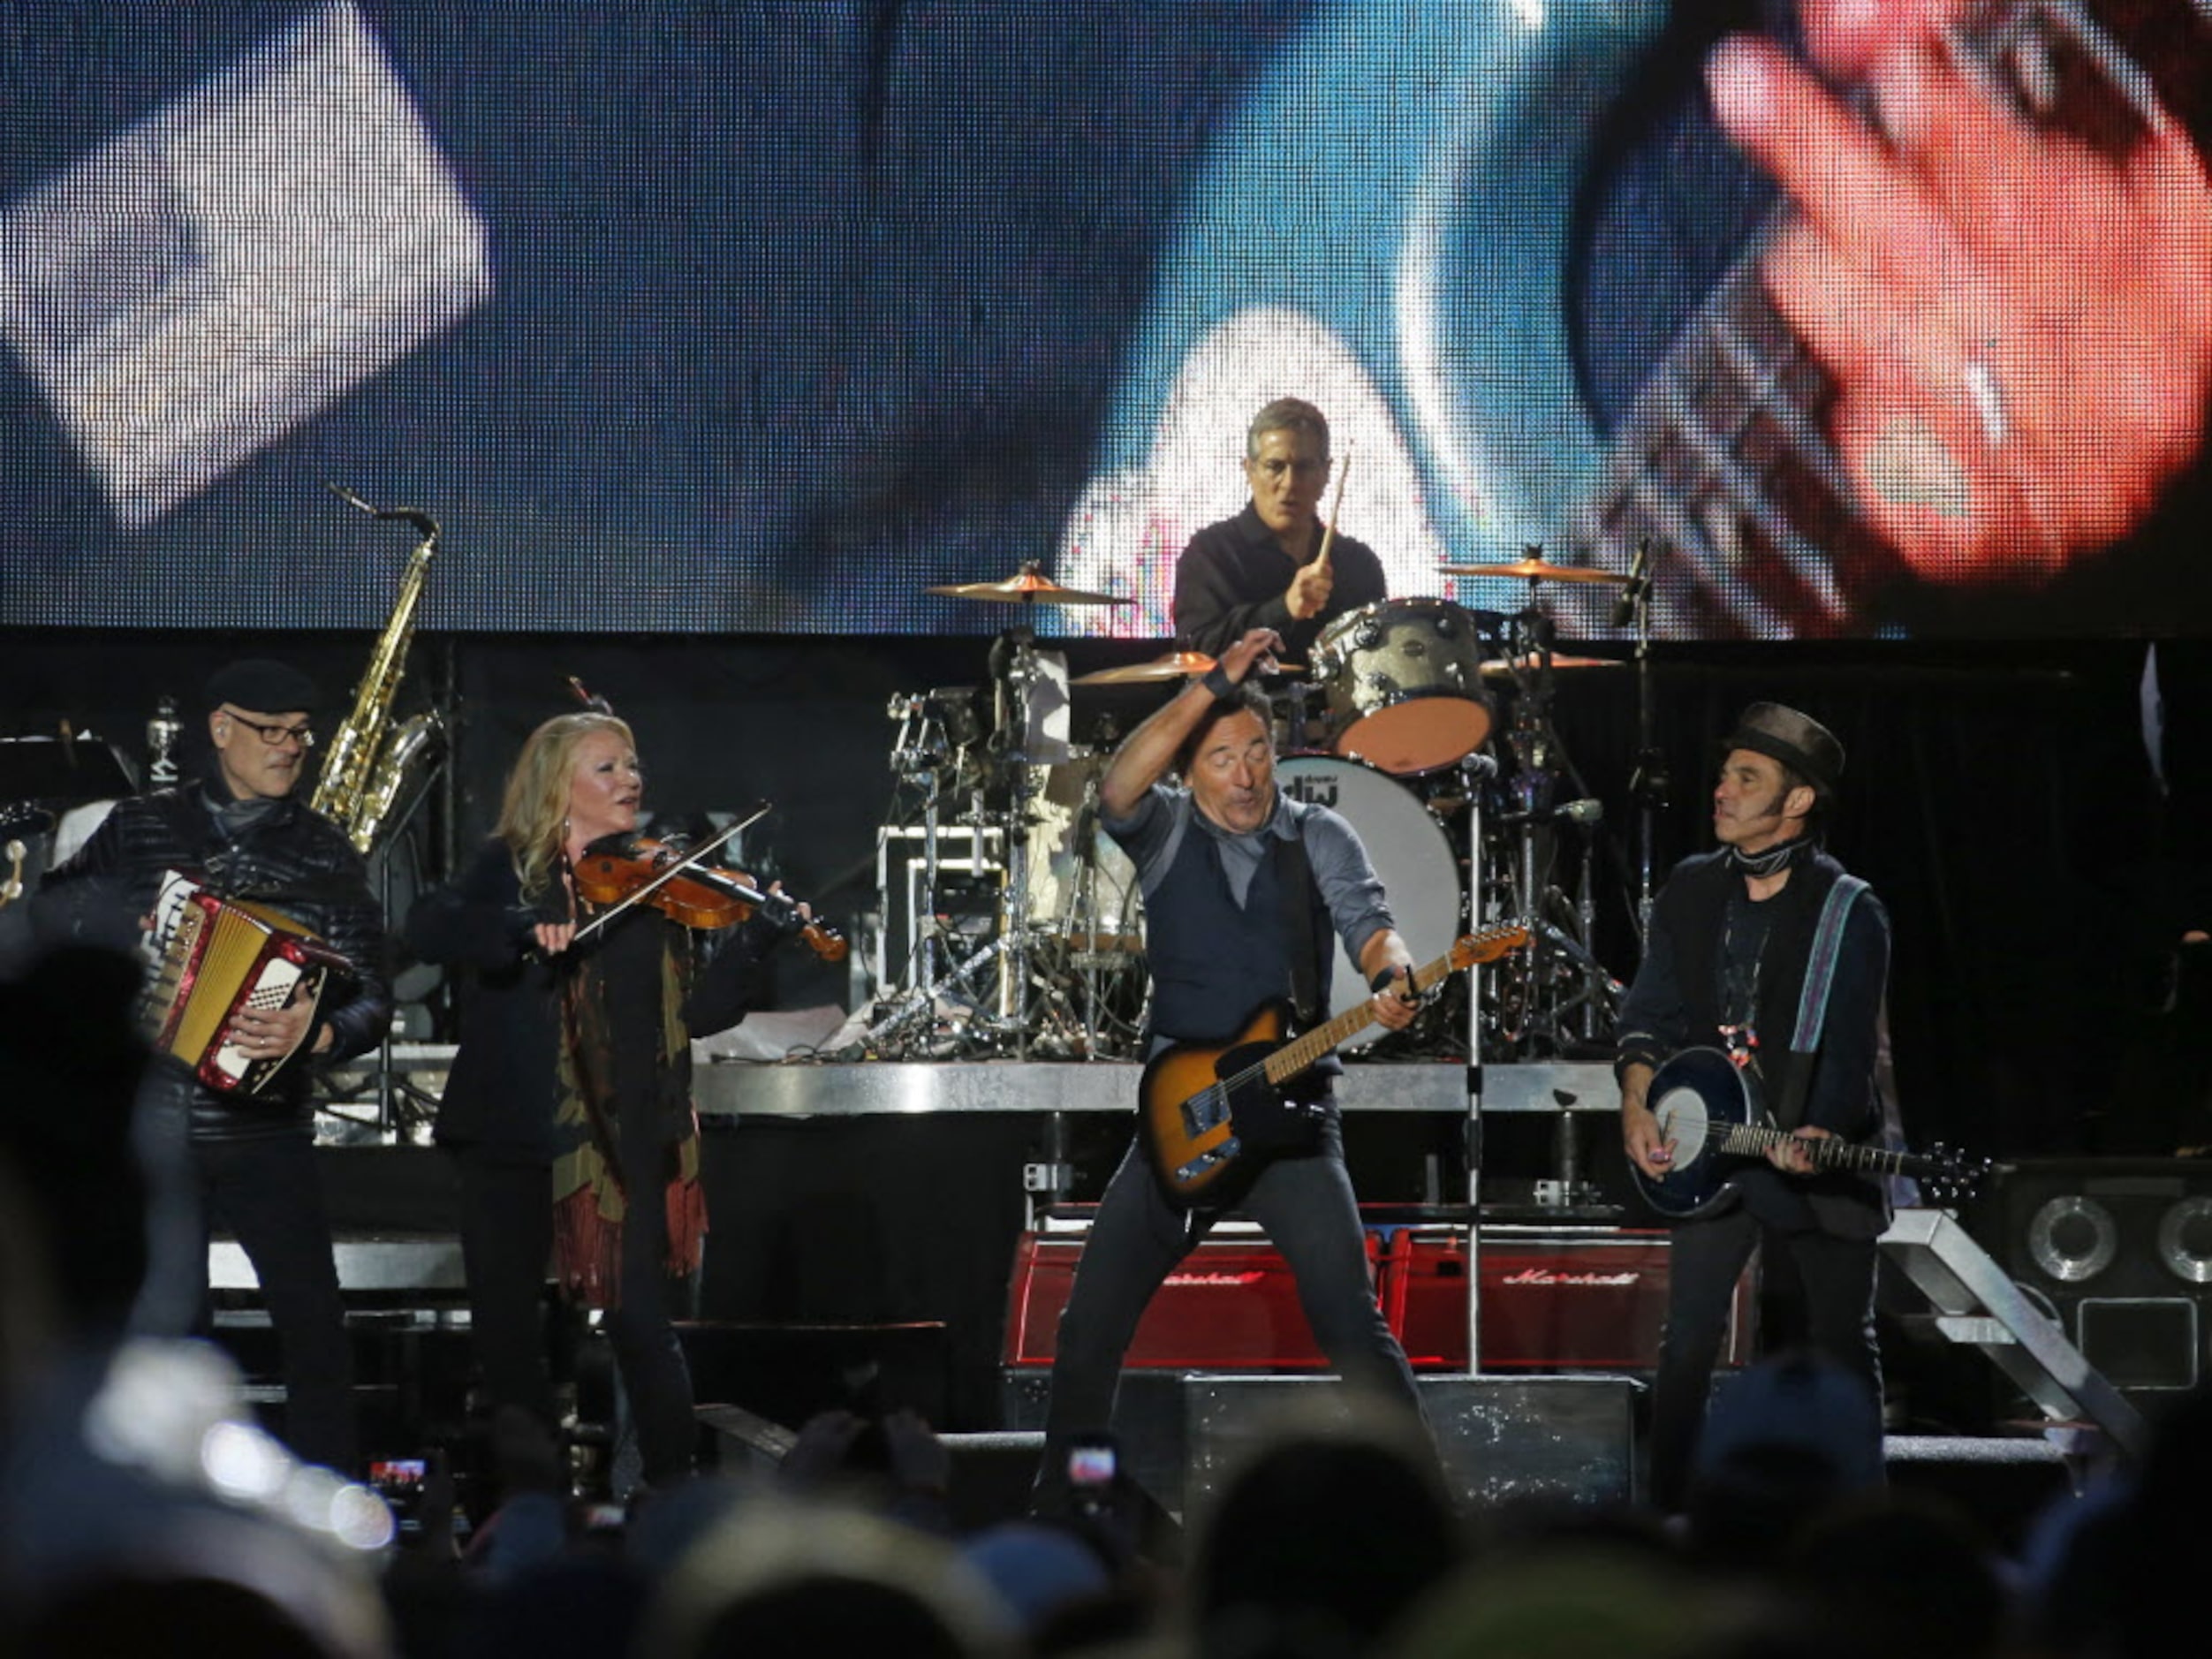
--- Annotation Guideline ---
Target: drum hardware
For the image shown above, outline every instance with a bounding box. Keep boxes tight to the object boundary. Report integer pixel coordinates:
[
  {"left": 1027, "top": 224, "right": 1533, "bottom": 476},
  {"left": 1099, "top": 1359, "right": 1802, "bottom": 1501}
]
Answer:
[
  {"left": 1477, "top": 607, "right": 1623, "bottom": 1064},
  {"left": 873, "top": 572, "right": 1149, "bottom": 1058},
  {"left": 0, "top": 845, "right": 21, "bottom": 906},
  {"left": 1020, "top": 749, "right": 1148, "bottom": 1060},
  {"left": 0, "top": 731, "right": 136, "bottom": 903},
  {"left": 874, "top": 685, "right": 1013, "bottom": 1053}
]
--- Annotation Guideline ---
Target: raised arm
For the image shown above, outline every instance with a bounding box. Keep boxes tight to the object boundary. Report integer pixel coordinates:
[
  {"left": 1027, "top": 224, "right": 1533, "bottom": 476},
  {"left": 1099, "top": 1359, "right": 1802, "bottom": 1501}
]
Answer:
[{"left": 1099, "top": 627, "right": 1282, "bottom": 819}]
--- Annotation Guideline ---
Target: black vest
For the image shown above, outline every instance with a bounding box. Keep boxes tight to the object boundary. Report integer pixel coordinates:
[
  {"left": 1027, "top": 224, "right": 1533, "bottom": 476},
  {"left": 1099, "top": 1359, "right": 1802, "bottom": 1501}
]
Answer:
[{"left": 1145, "top": 812, "right": 1336, "bottom": 1066}]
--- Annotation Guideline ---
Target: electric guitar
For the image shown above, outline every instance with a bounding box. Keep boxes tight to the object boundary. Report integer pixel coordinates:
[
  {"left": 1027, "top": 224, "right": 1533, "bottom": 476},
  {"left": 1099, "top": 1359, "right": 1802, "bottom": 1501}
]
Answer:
[
  {"left": 1139, "top": 922, "right": 1529, "bottom": 1208},
  {"left": 1631, "top": 1045, "right": 1985, "bottom": 1221}
]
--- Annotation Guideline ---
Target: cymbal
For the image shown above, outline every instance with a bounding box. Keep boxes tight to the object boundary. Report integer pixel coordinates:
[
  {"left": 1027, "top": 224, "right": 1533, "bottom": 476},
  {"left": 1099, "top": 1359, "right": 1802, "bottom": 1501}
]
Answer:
[
  {"left": 1479, "top": 653, "right": 1626, "bottom": 681},
  {"left": 1072, "top": 653, "right": 1309, "bottom": 686},
  {"left": 1438, "top": 557, "right": 1632, "bottom": 586},
  {"left": 924, "top": 563, "right": 1131, "bottom": 606},
  {"left": 1071, "top": 651, "right": 1215, "bottom": 686}
]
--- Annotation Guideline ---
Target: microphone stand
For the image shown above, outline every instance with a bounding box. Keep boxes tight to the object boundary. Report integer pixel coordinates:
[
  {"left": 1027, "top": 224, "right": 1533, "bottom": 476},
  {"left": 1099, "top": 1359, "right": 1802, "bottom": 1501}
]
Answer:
[{"left": 1615, "top": 540, "right": 1663, "bottom": 955}]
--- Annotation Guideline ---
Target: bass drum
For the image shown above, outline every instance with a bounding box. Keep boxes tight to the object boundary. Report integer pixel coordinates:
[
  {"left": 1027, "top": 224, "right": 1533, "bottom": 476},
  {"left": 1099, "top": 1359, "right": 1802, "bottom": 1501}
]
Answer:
[{"left": 1274, "top": 754, "right": 1459, "bottom": 1048}]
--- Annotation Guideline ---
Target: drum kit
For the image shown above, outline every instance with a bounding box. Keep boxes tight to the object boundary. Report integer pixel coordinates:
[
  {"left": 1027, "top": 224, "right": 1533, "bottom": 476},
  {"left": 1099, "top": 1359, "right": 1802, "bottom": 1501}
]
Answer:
[{"left": 861, "top": 552, "right": 1652, "bottom": 1063}]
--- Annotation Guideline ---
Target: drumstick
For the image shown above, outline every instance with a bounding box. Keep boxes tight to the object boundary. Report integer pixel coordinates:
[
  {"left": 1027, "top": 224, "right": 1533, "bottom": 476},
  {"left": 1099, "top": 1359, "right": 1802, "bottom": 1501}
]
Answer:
[{"left": 1314, "top": 443, "right": 1352, "bottom": 574}]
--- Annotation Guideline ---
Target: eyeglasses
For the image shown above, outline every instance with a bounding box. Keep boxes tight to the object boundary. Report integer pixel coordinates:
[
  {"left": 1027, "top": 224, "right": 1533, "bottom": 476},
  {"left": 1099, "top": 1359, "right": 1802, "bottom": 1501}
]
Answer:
[{"left": 220, "top": 708, "right": 316, "bottom": 748}]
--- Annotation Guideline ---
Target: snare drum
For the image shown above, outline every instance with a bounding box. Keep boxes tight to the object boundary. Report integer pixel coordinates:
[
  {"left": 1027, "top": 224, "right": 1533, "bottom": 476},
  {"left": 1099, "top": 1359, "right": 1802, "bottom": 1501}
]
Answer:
[
  {"left": 1274, "top": 754, "right": 1459, "bottom": 1047},
  {"left": 1312, "top": 597, "right": 1492, "bottom": 776}
]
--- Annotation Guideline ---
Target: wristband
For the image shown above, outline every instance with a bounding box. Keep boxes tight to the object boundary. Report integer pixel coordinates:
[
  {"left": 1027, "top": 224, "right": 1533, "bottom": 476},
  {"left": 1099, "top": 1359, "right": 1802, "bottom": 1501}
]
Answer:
[{"left": 1200, "top": 663, "right": 1238, "bottom": 703}]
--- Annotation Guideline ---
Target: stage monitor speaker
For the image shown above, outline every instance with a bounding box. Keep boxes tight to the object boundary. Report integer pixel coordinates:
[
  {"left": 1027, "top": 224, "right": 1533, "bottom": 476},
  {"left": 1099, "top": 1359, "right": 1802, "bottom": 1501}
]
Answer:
[
  {"left": 1988, "top": 1159, "right": 2212, "bottom": 1397},
  {"left": 1183, "top": 1374, "right": 1638, "bottom": 1514}
]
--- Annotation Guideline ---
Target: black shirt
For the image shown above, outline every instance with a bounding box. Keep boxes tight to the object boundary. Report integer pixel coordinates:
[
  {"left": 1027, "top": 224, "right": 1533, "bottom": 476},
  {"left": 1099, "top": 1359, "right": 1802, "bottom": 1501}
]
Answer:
[{"left": 1172, "top": 501, "right": 1388, "bottom": 660}]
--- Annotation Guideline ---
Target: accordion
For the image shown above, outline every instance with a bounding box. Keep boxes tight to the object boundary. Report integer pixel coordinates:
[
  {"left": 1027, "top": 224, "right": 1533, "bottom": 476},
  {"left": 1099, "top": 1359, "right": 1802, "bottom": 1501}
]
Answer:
[{"left": 141, "top": 869, "right": 353, "bottom": 1095}]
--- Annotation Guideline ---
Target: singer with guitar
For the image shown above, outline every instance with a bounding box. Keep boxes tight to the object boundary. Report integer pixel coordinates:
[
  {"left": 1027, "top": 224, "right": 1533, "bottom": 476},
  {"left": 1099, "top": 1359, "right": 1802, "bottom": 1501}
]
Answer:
[
  {"left": 1034, "top": 625, "right": 1434, "bottom": 1504},
  {"left": 1172, "top": 398, "right": 1387, "bottom": 661},
  {"left": 1617, "top": 703, "right": 1893, "bottom": 1514}
]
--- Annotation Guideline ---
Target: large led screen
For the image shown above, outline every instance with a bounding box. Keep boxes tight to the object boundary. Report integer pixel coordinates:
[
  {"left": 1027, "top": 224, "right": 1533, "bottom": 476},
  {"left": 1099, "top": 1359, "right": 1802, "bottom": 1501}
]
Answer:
[{"left": 2, "top": 1, "right": 2205, "bottom": 637}]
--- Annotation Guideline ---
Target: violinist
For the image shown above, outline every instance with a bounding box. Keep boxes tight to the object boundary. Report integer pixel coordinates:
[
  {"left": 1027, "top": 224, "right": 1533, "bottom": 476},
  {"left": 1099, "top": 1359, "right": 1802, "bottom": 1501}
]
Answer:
[{"left": 405, "top": 711, "right": 808, "bottom": 1491}]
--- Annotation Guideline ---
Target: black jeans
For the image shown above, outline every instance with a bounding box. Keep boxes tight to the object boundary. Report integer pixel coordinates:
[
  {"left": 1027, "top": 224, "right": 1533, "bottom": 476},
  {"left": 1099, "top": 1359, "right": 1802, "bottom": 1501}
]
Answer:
[
  {"left": 167, "top": 1131, "right": 358, "bottom": 1474},
  {"left": 606, "top": 1096, "right": 699, "bottom": 1486},
  {"left": 1040, "top": 1129, "right": 1425, "bottom": 1487},
  {"left": 1648, "top": 1206, "right": 1882, "bottom": 1511},
  {"left": 454, "top": 1150, "right": 559, "bottom": 1431},
  {"left": 455, "top": 1136, "right": 698, "bottom": 1487}
]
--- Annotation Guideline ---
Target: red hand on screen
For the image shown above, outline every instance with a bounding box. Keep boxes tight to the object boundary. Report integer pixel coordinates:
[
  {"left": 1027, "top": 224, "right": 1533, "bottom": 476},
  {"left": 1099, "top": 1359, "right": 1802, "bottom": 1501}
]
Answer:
[{"left": 1708, "top": 0, "right": 2212, "bottom": 586}]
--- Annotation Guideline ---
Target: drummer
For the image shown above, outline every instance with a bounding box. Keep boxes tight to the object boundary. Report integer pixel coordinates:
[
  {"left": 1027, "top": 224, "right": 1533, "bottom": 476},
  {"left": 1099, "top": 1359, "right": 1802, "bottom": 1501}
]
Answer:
[{"left": 1172, "top": 398, "right": 1387, "bottom": 663}]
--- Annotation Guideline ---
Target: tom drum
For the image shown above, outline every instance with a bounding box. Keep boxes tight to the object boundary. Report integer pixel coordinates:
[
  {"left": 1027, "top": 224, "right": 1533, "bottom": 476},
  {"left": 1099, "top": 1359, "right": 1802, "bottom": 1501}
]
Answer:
[{"left": 1312, "top": 597, "right": 1493, "bottom": 776}]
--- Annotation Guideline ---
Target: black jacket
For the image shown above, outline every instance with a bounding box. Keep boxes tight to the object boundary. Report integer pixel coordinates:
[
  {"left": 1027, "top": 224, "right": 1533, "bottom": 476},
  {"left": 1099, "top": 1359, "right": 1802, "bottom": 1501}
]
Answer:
[
  {"left": 1617, "top": 845, "right": 1892, "bottom": 1237},
  {"left": 36, "top": 781, "right": 392, "bottom": 1141},
  {"left": 405, "top": 838, "right": 776, "bottom": 1162}
]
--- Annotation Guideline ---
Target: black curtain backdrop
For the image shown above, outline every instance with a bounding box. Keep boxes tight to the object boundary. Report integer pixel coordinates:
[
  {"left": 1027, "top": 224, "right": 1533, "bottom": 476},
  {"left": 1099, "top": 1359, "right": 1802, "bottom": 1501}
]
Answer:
[{"left": 8, "top": 628, "right": 2211, "bottom": 1159}]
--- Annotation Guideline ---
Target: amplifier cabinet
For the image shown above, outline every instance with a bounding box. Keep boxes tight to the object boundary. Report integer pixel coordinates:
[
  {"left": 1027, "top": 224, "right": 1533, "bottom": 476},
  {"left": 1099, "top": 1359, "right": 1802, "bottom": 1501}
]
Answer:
[
  {"left": 1390, "top": 1225, "right": 1751, "bottom": 1372},
  {"left": 1004, "top": 1222, "right": 1751, "bottom": 1373},
  {"left": 1004, "top": 1228, "right": 1377, "bottom": 1371}
]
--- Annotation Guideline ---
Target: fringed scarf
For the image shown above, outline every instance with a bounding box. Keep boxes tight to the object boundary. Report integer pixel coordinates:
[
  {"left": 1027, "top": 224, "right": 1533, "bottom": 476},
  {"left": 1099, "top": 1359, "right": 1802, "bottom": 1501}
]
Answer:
[{"left": 548, "top": 920, "right": 708, "bottom": 1309}]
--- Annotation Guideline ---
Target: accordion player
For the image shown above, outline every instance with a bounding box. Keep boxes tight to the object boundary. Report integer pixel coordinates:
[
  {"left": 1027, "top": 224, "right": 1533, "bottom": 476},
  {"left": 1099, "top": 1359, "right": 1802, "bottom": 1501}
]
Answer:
[{"left": 141, "top": 868, "right": 357, "bottom": 1095}]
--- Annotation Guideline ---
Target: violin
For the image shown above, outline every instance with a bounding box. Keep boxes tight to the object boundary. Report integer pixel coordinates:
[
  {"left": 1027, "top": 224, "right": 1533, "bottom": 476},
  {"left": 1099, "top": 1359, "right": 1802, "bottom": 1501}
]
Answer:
[{"left": 571, "top": 835, "right": 848, "bottom": 964}]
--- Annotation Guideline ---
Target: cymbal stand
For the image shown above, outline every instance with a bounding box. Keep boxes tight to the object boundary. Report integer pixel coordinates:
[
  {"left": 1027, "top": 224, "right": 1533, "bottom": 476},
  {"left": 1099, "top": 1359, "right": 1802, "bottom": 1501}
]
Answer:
[
  {"left": 1492, "top": 608, "right": 1618, "bottom": 1057},
  {"left": 1496, "top": 608, "right": 1558, "bottom": 1052},
  {"left": 866, "top": 693, "right": 956, "bottom": 1049},
  {"left": 984, "top": 623, "right": 1049, "bottom": 1057}
]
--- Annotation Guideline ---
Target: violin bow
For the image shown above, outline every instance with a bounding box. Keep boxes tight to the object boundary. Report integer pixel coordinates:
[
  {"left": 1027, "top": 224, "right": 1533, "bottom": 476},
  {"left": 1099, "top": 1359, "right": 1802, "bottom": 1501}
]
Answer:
[{"left": 572, "top": 801, "right": 771, "bottom": 943}]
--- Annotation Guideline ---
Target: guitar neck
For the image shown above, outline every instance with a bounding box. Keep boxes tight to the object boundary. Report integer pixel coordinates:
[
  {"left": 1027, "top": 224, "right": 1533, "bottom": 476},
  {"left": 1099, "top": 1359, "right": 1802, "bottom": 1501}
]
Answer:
[
  {"left": 1716, "top": 1120, "right": 1920, "bottom": 1177},
  {"left": 1257, "top": 943, "right": 1460, "bottom": 1087}
]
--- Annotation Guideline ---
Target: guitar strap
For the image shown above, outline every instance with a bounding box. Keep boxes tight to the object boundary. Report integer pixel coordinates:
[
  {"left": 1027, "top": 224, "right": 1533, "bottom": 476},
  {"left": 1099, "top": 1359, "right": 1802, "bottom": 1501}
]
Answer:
[
  {"left": 1774, "top": 874, "right": 1867, "bottom": 1129},
  {"left": 1274, "top": 813, "right": 1323, "bottom": 1029}
]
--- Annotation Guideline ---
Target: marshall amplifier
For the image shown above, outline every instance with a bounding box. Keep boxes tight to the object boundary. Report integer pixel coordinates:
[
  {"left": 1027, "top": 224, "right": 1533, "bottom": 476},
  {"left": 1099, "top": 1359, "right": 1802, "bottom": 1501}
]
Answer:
[
  {"left": 1004, "top": 1219, "right": 1750, "bottom": 1373},
  {"left": 1391, "top": 1225, "right": 1754, "bottom": 1372},
  {"left": 1004, "top": 1222, "right": 1381, "bottom": 1371}
]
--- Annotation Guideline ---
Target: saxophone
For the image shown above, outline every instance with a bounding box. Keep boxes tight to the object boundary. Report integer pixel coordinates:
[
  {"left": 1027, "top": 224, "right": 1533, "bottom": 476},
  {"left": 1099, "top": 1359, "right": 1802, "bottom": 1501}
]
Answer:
[{"left": 311, "top": 487, "right": 446, "bottom": 854}]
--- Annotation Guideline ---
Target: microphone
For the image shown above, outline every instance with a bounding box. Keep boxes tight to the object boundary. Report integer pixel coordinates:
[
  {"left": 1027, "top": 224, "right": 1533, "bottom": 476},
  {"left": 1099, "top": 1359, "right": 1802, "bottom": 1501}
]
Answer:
[
  {"left": 1496, "top": 798, "right": 1602, "bottom": 827},
  {"left": 1610, "top": 537, "right": 1653, "bottom": 629},
  {"left": 1458, "top": 753, "right": 1499, "bottom": 782}
]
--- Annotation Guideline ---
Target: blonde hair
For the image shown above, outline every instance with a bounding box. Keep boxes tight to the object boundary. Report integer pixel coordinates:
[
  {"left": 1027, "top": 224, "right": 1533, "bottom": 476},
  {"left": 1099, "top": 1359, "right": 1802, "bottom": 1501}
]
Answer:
[{"left": 496, "top": 713, "right": 636, "bottom": 898}]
